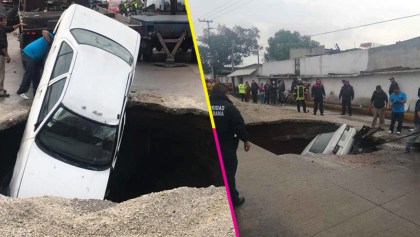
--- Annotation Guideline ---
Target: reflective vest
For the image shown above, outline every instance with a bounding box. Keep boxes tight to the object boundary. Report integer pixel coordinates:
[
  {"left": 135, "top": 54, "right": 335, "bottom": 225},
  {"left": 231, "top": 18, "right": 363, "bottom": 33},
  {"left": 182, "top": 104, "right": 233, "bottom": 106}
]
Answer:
[
  {"left": 238, "top": 83, "right": 246, "bottom": 94},
  {"left": 133, "top": 2, "right": 138, "bottom": 9},
  {"left": 294, "top": 85, "right": 306, "bottom": 100}
]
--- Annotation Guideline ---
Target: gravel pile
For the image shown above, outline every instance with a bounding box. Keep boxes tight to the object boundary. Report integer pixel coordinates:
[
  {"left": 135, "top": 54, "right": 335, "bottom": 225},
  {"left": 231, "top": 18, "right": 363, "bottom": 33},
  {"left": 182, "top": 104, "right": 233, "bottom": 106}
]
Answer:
[{"left": 0, "top": 186, "right": 234, "bottom": 237}]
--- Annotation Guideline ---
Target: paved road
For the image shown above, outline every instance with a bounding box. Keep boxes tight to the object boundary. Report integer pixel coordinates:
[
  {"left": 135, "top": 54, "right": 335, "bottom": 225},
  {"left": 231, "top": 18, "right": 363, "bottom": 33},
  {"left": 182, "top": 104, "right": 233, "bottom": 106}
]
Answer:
[
  {"left": 232, "top": 101, "right": 420, "bottom": 236},
  {"left": 0, "top": 31, "right": 208, "bottom": 130}
]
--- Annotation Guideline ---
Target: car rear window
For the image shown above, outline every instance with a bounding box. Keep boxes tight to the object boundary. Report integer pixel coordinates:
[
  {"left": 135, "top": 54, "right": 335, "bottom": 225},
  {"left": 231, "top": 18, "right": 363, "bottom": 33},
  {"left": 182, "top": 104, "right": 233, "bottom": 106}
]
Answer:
[
  {"left": 70, "top": 28, "right": 134, "bottom": 66},
  {"left": 309, "top": 132, "right": 335, "bottom": 153}
]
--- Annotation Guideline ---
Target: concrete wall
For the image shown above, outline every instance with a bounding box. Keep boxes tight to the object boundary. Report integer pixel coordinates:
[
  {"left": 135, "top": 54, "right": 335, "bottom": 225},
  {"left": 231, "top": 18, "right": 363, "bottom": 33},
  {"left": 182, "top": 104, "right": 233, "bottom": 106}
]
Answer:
[
  {"left": 300, "top": 50, "right": 369, "bottom": 76},
  {"left": 368, "top": 37, "right": 420, "bottom": 71},
  {"left": 261, "top": 60, "right": 295, "bottom": 76}
]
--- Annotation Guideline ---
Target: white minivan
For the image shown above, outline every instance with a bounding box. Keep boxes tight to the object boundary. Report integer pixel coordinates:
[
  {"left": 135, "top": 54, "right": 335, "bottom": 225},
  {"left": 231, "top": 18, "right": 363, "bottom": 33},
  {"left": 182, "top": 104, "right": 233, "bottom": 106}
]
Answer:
[
  {"left": 8, "top": 4, "right": 140, "bottom": 199},
  {"left": 301, "top": 124, "right": 356, "bottom": 156}
]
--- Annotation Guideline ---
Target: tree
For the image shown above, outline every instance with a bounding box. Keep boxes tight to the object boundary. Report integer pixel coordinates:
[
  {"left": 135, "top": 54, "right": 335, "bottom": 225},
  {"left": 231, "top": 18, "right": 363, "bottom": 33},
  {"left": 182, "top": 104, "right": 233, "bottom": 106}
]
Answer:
[
  {"left": 264, "top": 30, "right": 320, "bottom": 61},
  {"left": 198, "top": 25, "right": 260, "bottom": 75}
]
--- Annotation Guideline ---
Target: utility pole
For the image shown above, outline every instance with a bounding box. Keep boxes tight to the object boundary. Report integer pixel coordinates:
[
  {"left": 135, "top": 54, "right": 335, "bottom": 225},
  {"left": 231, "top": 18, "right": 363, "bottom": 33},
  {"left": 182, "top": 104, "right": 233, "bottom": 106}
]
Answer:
[
  {"left": 231, "top": 39, "right": 235, "bottom": 72},
  {"left": 198, "top": 18, "right": 215, "bottom": 79}
]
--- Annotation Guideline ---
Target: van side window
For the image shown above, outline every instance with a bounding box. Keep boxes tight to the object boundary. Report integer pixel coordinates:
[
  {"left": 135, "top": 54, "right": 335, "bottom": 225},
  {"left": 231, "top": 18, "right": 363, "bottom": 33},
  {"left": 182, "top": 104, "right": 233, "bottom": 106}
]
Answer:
[
  {"left": 50, "top": 42, "right": 73, "bottom": 80},
  {"left": 37, "top": 78, "right": 67, "bottom": 126}
]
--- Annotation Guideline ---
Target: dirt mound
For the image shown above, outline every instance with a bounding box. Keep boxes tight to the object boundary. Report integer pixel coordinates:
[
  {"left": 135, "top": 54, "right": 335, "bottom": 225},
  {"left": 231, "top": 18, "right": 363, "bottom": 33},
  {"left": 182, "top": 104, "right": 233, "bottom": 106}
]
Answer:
[{"left": 0, "top": 186, "right": 234, "bottom": 237}]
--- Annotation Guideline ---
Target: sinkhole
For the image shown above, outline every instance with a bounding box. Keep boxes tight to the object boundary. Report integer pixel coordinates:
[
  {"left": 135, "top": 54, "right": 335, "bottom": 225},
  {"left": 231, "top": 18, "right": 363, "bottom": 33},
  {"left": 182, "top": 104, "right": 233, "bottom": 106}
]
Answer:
[
  {"left": 246, "top": 121, "right": 340, "bottom": 155},
  {"left": 0, "top": 105, "right": 223, "bottom": 202}
]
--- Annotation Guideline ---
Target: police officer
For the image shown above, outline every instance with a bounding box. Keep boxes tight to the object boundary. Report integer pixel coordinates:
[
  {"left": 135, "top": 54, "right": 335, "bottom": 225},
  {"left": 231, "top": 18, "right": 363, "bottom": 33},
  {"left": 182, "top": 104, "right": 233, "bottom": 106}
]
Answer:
[{"left": 210, "top": 83, "right": 250, "bottom": 207}]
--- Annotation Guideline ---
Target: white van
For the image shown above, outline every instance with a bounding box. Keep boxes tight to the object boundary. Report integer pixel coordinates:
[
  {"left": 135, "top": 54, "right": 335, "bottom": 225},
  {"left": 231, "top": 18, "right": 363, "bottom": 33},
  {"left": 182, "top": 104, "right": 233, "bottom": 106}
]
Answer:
[
  {"left": 8, "top": 4, "right": 140, "bottom": 199},
  {"left": 301, "top": 124, "right": 356, "bottom": 156}
]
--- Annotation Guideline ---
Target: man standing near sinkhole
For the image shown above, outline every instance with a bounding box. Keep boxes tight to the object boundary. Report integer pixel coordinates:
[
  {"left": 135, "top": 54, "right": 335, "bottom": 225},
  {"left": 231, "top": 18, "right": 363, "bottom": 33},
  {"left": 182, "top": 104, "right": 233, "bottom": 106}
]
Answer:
[{"left": 210, "top": 83, "right": 250, "bottom": 207}]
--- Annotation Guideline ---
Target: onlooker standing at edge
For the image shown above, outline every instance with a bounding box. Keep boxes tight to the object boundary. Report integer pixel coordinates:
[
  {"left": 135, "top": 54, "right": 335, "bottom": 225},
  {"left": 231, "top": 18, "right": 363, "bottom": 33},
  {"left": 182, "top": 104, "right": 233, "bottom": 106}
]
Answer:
[
  {"left": 294, "top": 78, "right": 308, "bottom": 113},
  {"left": 264, "top": 80, "right": 270, "bottom": 104},
  {"left": 388, "top": 77, "right": 399, "bottom": 96},
  {"left": 238, "top": 80, "right": 245, "bottom": 102},
  {"left": 269, "top": 80, "right": 277, "bottom": 104},
  {"left": 405, "top": 87, "right": 420, "bottom": 153},
  {"left": 251, "top": 80, "right": 259, "bottom": 103},
  {"left": 311, "top": 79, "right": 326, "bottom": 115},
  {"left": 17, "top": 29, "right": 53, "bottom": 100},
  {"left": 278, "top": 79, "right": 285, "bottom": 105},
  {"left": 210, "top": 83, "right": 250, "bottom": 207},
  {"left": 388, "top": 86, "right": 407, "bottom": 134},
  {"left": 369, "top": 85, "right": 388, "bottom": 130},
  {"left": 0, "top": 14, "right": 25, "bottom": 97},
  {"left": 245, "top": 81, "right": 251, "bottom": 102},
  {"left": 258, "top": 82, "right": 265, "bottom": 105},
  {"left": 339, "top": 80, "right": 354, "bottom": 116}
]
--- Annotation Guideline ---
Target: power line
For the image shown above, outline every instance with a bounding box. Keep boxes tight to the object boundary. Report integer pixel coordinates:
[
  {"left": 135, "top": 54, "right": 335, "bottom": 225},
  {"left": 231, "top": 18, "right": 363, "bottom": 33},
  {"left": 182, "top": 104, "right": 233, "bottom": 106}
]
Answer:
[
  {"left": 193, "top": 0, "right": 243, "bottom": 25},
  {"left": 310, "top": 13, "right": 420, "bottom": 37},
  {"left": 209, "top": 0, "right": 253, "bottom": 20},
  {"left": 198, "top": 0, "right": 243, "bottom": 20}
]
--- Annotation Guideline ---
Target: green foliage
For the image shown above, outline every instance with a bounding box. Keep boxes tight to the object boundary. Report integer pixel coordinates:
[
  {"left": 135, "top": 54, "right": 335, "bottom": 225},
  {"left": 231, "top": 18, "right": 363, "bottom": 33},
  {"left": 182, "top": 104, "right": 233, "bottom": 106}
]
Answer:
[
  {"left": 264, "top": 30, "right": 320, "bottom": 61},
  {"left": 198, "top": 25, "right": 260, "bottom": 74}
]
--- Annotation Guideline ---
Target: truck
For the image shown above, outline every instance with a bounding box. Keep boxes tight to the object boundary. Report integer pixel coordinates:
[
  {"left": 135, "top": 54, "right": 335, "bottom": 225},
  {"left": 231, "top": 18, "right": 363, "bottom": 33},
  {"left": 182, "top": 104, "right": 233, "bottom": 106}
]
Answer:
[
  {"left": 17, "top": 0, "right": 111, "bottom": 48},
  {"left": 18, "top": 0, "right": 73, "bottom": 48},
  {"left": 130, "top": 0, "right": 194, "bottom": 62}
]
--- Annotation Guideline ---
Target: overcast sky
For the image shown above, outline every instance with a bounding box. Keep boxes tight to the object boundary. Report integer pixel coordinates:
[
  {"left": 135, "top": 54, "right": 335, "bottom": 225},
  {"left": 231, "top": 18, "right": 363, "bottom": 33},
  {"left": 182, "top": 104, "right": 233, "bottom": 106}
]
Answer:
[{"left": 187, "top": 0, "right": 420, "bottom": 66}]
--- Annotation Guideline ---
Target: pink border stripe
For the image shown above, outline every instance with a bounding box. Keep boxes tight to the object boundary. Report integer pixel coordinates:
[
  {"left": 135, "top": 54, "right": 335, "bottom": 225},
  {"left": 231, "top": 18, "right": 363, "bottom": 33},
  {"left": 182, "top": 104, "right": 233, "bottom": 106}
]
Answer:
[{"left": 212, "top": 128, "right": 240, "bottom": 237}]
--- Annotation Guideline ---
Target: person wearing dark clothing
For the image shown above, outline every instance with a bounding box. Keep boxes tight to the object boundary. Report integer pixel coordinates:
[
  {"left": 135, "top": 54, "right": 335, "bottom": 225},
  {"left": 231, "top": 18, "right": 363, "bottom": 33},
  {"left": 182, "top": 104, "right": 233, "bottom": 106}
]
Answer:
[
  {"left": 311, "top": 79, "right": 326, "bottom": 115},
  {"left": 405, "top": 87, "right": 420, "bottom": 153},
  {"left": 388, "top": 77, "right": 399, "bottom": 96},
  {"left": 210, "top": 84, "right": 251, "bottom": 207},
  {"left": 245, "top": 81, "right": 251, "bottom": 102},
  {"left": 251, "top": 80, "right": 259, "bottom": 103},
  {"left": 291, "top": 78, "right": 298, "bottom": 92},
  {"left": 264, "top": 81, "right": 270, "bottom": 104},
  {"left": 17, "top": 30, "right": 53, "bottom": 100},
  {"left": 339, "top": 80, "right": 354, "bottom": 116},
  {"left": 294, "top": 79, "right": 308, "bottom": 113},
  {"left": 278, "top": 79, "right": 285, "bottom": 104},
  {"left": 370, "top": 85, "right": 388, "bottom": 130},
  {"left": 0, "top": 14, "right": 25, "bottom": 97},
  {"left": 269, "top": 80, "right": 277, "bottom": 104}
]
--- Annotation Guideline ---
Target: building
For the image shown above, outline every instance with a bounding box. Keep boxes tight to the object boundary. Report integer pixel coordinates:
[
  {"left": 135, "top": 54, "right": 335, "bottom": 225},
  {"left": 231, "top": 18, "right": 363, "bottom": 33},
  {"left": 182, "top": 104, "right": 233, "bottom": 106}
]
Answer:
[{"left": 255, "top": 36, "right": 420, "bottom": 111}]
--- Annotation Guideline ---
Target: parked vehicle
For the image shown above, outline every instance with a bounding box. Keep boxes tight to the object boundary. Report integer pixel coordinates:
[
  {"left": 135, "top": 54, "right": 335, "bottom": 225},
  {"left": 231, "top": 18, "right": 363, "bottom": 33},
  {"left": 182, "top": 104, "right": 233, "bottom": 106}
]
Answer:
[
  {"left": 18, "top": 0, "right": 73, "bottom": 48},
  {"left": 8, "top": 4, "right": 140, "bottom": 199},
  {"left": 131, "top": 0, "right": 193, "bottom": 62},
  {"left": 301, "top": 124, "right": 356, "bottom": 156},
  {"left": 107, "top": 0, "right": 119, "bottom": 13}
]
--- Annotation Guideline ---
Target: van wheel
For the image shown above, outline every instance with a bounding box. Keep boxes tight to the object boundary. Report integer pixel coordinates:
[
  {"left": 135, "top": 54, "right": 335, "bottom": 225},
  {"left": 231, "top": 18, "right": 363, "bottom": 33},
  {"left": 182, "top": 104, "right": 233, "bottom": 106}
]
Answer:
[{"left": 142, "top": 43, "right": 153, "bottom": 62}]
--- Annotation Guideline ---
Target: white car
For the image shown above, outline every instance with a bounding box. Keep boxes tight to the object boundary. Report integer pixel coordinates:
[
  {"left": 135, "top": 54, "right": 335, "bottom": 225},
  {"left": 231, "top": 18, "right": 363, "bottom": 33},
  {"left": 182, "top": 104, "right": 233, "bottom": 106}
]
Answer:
[
  {"left": 8, "top": 4, "right": 140, "bottom": 199},
  {"left": 301, "top": 124, "right": 356, "bottom": 156}
]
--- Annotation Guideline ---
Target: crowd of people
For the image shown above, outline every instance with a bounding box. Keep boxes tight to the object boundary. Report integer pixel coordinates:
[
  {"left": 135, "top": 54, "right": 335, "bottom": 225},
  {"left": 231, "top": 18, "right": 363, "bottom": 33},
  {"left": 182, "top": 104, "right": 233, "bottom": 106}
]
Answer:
[{"left": 235, "top": 76, "right": 419, "bottom": 153}]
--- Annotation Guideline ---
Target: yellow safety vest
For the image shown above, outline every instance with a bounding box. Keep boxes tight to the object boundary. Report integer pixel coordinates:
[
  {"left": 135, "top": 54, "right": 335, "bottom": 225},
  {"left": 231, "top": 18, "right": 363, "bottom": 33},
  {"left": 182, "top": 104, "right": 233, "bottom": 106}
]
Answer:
[
  {"left": 238, "top": 83, "right": 246, "bottom": 94},
  {"left": 295, "top": 85, "right": 306, "bottom": 100}
]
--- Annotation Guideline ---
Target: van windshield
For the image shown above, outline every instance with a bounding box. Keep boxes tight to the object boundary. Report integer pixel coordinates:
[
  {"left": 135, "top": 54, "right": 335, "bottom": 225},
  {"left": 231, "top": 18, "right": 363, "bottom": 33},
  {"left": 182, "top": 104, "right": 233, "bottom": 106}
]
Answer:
[
  {"left": 36, "top": 106, "right": 117, "bottom": 170},
  {"left": 70, "top": 28, "right": 134, "bottom": 66},
  {"left": 309, "top": 132, "right": 335, "bottom": 153}
]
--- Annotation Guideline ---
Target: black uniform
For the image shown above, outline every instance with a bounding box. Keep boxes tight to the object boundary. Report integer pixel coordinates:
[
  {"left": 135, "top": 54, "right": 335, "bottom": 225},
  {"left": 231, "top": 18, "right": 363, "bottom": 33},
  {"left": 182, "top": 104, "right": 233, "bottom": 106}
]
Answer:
[
  {"left": 311, "top": 83, "right": 325, "bottom": 115},
  {"left": 210, "top": 93, "right": 249, "bottom": 205},
  {"left": 251, "top": 82, "right": 259, "bottom": 103},
  {"left": 278, "top": 82, "right": 285, "bottom": 104},
  {"left": 264, "top": 83, "right": 270, "bottom": 104},
  {"left": 339, "top": 84, "right": 354, "bottom": 115},
  {"left": 389, "top": 81, "right": 399, "bottom": 95}
]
